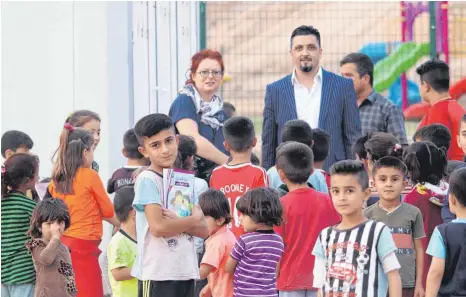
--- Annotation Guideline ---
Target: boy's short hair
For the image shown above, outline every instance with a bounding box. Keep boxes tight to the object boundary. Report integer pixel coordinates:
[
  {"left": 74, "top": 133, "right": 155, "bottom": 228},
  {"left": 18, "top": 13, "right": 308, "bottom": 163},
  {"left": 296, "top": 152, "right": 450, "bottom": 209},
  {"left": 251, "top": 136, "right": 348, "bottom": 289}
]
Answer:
[
  {"left": 354, "top": 135, "right": 370, "bottom": 160},
  {"left": 276, "top": 142, "right": 313, "bottom": 184},
  {"left": 134, "top": 114, "right": 174, "bottom": 145},
  {"left": 123, "top": 128, "right": 144, "bottom": 159},
  {"left": 372, "top": 156, "right": 407, "bottom": 177},
  {"left": 446, "top": 161, "right": 466, "bottom": 183},
  {"left": 461, "top": 114, "right": 466, "bottom": 130},
  {"left": 416, "top": 59, "right": 450, "bottom": 93},
  {"left": 198, "top": 189, "right": 232, "bottom": 225},
  {"left": 449, "top": 167, "right": 466, "bottom": 207},
  {"left": 114, "top": 185, "right": 135, "bottom": 222},
  {"left": 281, "top": 120, "right": 313, "bottom": 147},
  {"left": 223, "top": 116, "right": 255, "bottom": 153},
  {"left": 330, "top": 160, "right": 369, "bottom": 190},
  {"left": 413, "top": 124, "right": 451, "bottom": 151},
  {"left": 1, "top": 130, "right": 34, "bottom": 158},
  {"left": 312, "top": 128, "right": 330, "bottom": 162},
  {"left": 223, "top": 102, "right": 236, "bottom": 119}
]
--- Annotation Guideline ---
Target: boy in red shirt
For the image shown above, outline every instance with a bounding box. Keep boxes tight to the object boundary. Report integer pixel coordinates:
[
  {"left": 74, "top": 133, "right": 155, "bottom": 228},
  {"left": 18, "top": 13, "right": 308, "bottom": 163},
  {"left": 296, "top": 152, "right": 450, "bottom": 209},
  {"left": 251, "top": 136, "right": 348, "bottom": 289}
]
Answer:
[
  {"left": 210, "top": 116, "right": 268, "bottom": 238},
  {"left": 274, "top": 142, "right": 340, "bottom": 297},
  {"left": 416, "top": 60, "right": 466, "bottom": 161}
]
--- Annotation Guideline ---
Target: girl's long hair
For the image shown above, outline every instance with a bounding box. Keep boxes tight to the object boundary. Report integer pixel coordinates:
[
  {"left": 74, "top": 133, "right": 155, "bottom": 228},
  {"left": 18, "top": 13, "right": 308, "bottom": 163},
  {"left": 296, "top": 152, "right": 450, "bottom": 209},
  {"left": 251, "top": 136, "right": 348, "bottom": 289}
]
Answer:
[
  {"left": 1, "top": 153, "right": 39, "bottom": 197},
  {"left": 51, "top": 126, "right": 94, "bottom": 194},
  {"left": 65, "top": 110, "right": 101, "bottom": 127}
]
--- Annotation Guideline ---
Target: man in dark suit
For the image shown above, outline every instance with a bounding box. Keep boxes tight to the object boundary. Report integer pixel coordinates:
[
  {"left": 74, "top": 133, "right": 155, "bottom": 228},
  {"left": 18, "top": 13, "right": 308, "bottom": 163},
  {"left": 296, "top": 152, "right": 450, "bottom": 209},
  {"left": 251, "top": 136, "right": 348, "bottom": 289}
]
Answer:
[{"left": 261, "top": 25, "right": 361, "bottom": 171}]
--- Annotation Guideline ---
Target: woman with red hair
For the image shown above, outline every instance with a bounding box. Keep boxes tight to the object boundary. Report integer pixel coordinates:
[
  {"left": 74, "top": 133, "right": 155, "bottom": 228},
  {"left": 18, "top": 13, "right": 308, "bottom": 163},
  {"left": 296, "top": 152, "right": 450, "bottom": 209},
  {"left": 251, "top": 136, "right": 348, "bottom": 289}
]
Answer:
[{"left": 169, "top": 49, "right": 229, "bottom": 180}]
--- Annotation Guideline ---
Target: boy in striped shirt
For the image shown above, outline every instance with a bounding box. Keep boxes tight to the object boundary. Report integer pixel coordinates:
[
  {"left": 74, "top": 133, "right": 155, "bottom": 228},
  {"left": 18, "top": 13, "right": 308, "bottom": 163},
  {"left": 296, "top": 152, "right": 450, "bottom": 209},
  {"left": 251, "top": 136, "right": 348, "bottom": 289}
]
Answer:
[
  {"left": 312, "top": 160, "right": 402, "bottom": 297},
  {"left": 210, "top": 116, "right": 268, "bottom": 239}
]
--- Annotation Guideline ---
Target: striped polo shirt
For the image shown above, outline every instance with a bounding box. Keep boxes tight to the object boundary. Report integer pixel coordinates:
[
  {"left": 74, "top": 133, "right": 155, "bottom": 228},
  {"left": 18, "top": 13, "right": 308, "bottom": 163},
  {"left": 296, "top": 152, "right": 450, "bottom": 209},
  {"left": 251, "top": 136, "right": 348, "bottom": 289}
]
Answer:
[
  {"left": 230, "top": 230, "right": 284, "bottom": 297},
  {"left": 1, "top": 192, "right": 37, "bottom": 284}
]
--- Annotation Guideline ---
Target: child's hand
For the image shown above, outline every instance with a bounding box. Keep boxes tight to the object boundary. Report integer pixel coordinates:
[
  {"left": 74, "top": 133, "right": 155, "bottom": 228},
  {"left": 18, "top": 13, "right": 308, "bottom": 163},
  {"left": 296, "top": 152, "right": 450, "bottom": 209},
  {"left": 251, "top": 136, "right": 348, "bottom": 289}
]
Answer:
[
  {"left": 414, "top": 285, "right": 425, "bottom": 297},
  {"left": 162, "top": 208, "right": 178, "bottom": 220},
  {"left": 50, "top": 222, "right": 64, "bottom": 240},
  {"left": 200, "top": 284, "right": 212, "bottom": 297}
]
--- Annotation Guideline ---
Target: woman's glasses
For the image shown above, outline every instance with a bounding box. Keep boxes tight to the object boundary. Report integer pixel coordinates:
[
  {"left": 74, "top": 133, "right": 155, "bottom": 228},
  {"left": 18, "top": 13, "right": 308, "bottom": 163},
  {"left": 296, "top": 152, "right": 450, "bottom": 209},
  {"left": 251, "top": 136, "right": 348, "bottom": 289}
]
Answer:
[{"left": 197, "top": 70, "right": 223, "bottom": 79}]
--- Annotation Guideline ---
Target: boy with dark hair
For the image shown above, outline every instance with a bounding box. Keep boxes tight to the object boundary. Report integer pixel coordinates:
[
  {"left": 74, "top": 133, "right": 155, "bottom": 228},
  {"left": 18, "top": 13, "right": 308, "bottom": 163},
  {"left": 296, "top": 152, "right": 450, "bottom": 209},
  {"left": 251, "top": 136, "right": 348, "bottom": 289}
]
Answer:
[
  {"left": 413, "top": 124, "right": 451, "bottom": 152},
  {"left": 107, "top": 128, "right": 149, "bottom": 194},
  {"left": 132, "top": 113, "right": 208, "bottom": 297},
  {"left": 312, "top": 128, "right": 331, "bottom": 190},
  {"left": 223, "top": 102, "right": 236, "bottom": 119},
  {"left": 1, "top": 130, "right": 34, "bottom": 160},
  {"left": 274, "top": 142, "right": 339, "bottom": 297},
  {"left": 354, "top": 134, "right": 369, "bottom": 162},
  {"left": 107, "top": 186, "right": 138, "bottom": 297},
  {"left": 364, "top": 157, "right": 426, "bottom": 297},
  {"left": 416, "top": 59, "right": 466, "bottom": 161},
  {"left": 457, "top": 114, "right": 466, "bottom": 161},
  {"left": 313, "top": 160, "right": 402, "bottom": 297},
  {"left": 268, "top": 120, "right": 328, "bottom": 194},
  {"left": 426, "top": 167, "right": 466, "bottom": 297},
  {"left": 210, "top": 116, "right": 268, "bottom": 239}
]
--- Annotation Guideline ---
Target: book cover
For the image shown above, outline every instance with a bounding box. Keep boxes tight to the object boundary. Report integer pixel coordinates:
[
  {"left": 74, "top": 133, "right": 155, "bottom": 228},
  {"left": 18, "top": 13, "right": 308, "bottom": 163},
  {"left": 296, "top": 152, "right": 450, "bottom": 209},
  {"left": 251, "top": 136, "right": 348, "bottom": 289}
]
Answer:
[{"left": 163, "top": 168, "right": 195, "bottom": 217}]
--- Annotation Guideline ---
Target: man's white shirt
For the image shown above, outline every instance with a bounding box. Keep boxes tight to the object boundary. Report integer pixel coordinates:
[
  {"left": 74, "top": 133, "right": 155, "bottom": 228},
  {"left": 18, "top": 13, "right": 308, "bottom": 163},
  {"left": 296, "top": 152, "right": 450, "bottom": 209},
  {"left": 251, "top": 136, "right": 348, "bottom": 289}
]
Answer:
[{"left": 291, "top": 66, "right": 323, "bottom": 129}]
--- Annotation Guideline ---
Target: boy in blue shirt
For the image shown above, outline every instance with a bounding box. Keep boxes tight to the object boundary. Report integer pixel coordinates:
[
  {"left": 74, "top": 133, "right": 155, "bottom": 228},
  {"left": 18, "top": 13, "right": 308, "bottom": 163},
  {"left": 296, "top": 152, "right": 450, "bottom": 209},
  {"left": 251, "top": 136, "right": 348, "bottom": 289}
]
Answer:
[
  {"left": 268, "top": 120, "right": 328, "bottom": 194},
  {"left": 426, "top": 167, "right": 466, "bottom": 297}
]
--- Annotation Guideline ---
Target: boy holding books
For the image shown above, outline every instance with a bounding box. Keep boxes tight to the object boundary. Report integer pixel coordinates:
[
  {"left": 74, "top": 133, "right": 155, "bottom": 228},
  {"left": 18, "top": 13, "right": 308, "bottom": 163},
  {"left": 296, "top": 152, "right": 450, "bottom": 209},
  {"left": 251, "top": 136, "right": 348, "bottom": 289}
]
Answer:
[
  {"left": 132, "top": 114, "right": 208, "bottom": 297},
  {"left": 313, "top": 160, "right": 402, "bottom": 297},
  {"left": 364, "top": 157, "right": 425, "bottom": 297},
  {"left": 210, "top": 116, "right": 268, "bottom": 238}
]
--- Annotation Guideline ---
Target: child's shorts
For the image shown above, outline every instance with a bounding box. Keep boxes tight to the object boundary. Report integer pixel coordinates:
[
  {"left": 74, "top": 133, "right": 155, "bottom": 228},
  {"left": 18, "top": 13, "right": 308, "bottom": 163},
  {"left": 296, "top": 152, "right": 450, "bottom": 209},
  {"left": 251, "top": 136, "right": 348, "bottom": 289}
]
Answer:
[
  {"left": 1, "top": 283, "right": 34, "bottom": 297},
  {"left": 138, "top": 280, "right": 194, "bottom": 297}
]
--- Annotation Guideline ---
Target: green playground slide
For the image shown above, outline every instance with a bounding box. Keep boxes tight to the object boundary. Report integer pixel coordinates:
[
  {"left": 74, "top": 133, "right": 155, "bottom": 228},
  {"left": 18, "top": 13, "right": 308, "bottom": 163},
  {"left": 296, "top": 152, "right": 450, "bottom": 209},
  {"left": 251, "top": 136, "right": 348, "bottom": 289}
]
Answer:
[{"left": 374, "top": 42, "right": 430, "bottom": 93}]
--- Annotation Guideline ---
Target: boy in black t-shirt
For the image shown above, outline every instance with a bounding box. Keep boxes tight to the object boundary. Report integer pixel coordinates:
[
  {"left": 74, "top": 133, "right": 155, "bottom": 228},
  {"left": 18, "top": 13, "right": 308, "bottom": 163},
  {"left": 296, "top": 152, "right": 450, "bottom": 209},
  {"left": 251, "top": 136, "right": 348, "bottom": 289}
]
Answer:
[{"left": 107, "top": 128, "right": 149, "bottom": 194}]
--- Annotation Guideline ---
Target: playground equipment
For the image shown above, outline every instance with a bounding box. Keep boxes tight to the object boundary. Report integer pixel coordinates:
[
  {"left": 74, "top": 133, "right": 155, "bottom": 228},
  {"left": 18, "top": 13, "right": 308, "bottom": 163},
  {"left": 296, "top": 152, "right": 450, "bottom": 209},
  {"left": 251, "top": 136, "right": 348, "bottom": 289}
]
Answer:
[{"left": 359, "top": 1, "right": 449, "bottom": 110}]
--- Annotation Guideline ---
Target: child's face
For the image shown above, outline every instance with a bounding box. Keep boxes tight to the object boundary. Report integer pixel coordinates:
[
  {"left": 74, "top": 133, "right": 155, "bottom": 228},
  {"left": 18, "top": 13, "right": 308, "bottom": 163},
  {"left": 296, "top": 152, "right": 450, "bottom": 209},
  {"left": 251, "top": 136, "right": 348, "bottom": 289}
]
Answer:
[
  {"left": 4, "top": 146, "right": 31, "bottom": 160},
  {"left": 138, "top": 129, "right": 178, "bottom": 171},
  {"left": 239, "top": 213, "right": 257, "bottom": 232},
  {"left": 330, "top": 174, "right": 370, "bottom": 217},
  {"left": 205, "top": 216, "right": 224, "bottom": 235},
  {"left": 81, "top": 120, "right": 101, "bottom": 150},
  {"left": 41, "top": 220, "right": 65, "bottom": 241},
  {"left": 373, "top": 167, "right": 405, "bottom": 202},
  {"left": 457, "top": 121, "right": 466, "bottom": 156},
  {"left": 83, "top": 147, "right": 95, "bottom": 168},
  {"left": 25, "top": 167, "right": 40, "bottom": 191}
]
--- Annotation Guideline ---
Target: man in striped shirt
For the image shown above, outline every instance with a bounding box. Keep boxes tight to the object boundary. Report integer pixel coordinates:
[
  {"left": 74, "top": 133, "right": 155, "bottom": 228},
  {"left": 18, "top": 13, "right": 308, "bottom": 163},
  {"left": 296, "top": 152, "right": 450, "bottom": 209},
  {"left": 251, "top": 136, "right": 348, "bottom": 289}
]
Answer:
[{"left": 312, "top": 160, "right": 402, "bottom": 297}]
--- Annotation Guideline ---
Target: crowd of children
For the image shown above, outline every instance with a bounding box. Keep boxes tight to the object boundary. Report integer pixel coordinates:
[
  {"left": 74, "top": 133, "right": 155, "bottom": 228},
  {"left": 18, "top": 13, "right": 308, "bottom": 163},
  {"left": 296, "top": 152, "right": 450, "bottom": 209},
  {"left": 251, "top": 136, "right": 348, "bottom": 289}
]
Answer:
[{"left": 2, "top": 87, "right": 466, "bottom": 297}]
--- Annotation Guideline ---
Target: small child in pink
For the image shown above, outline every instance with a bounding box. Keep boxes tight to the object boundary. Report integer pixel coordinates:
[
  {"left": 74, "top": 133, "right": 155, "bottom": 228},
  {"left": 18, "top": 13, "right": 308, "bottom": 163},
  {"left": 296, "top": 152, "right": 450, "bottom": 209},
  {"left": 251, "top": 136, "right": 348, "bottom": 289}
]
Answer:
[{"left": 198, "top": 189, "right": 236, "bottom": 297}]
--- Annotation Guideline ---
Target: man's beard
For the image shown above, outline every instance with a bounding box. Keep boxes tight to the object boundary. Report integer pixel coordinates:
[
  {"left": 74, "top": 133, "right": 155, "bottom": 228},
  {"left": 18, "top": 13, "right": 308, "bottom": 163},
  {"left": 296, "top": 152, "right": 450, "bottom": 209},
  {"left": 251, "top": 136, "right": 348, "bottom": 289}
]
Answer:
[{"left": 300, "top": 65, "right": 313, "bottom": 73}]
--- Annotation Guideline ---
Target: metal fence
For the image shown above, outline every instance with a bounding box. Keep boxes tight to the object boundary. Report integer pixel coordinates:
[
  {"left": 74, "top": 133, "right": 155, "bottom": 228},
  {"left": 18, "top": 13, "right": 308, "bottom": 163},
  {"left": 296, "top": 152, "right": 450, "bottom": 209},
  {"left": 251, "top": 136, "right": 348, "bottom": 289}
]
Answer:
[{"left": 203, "top": 1, "right": 466, "bottom": 138}]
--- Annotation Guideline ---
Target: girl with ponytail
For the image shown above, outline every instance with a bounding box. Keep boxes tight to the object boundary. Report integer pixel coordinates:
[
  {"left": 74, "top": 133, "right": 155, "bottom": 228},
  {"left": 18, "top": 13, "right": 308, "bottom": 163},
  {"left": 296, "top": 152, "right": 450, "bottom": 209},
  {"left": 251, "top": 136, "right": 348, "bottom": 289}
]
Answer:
[
  {"left": 48, "top": 124, "right": 118, "bottom": 297},
  {"left": 65, "top": 110, "right": 101, "bottom": 172},
  {"left": 403, "top": 141, "right": 448, "bottom": 288}
]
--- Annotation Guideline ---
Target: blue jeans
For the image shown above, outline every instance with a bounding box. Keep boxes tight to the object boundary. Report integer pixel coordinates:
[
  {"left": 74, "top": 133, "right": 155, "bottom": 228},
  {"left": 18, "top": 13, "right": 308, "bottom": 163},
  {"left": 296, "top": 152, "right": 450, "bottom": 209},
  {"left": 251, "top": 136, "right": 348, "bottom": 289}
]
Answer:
[{"left": 1, "top": 283, "right": 35, "bottom": 297}]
